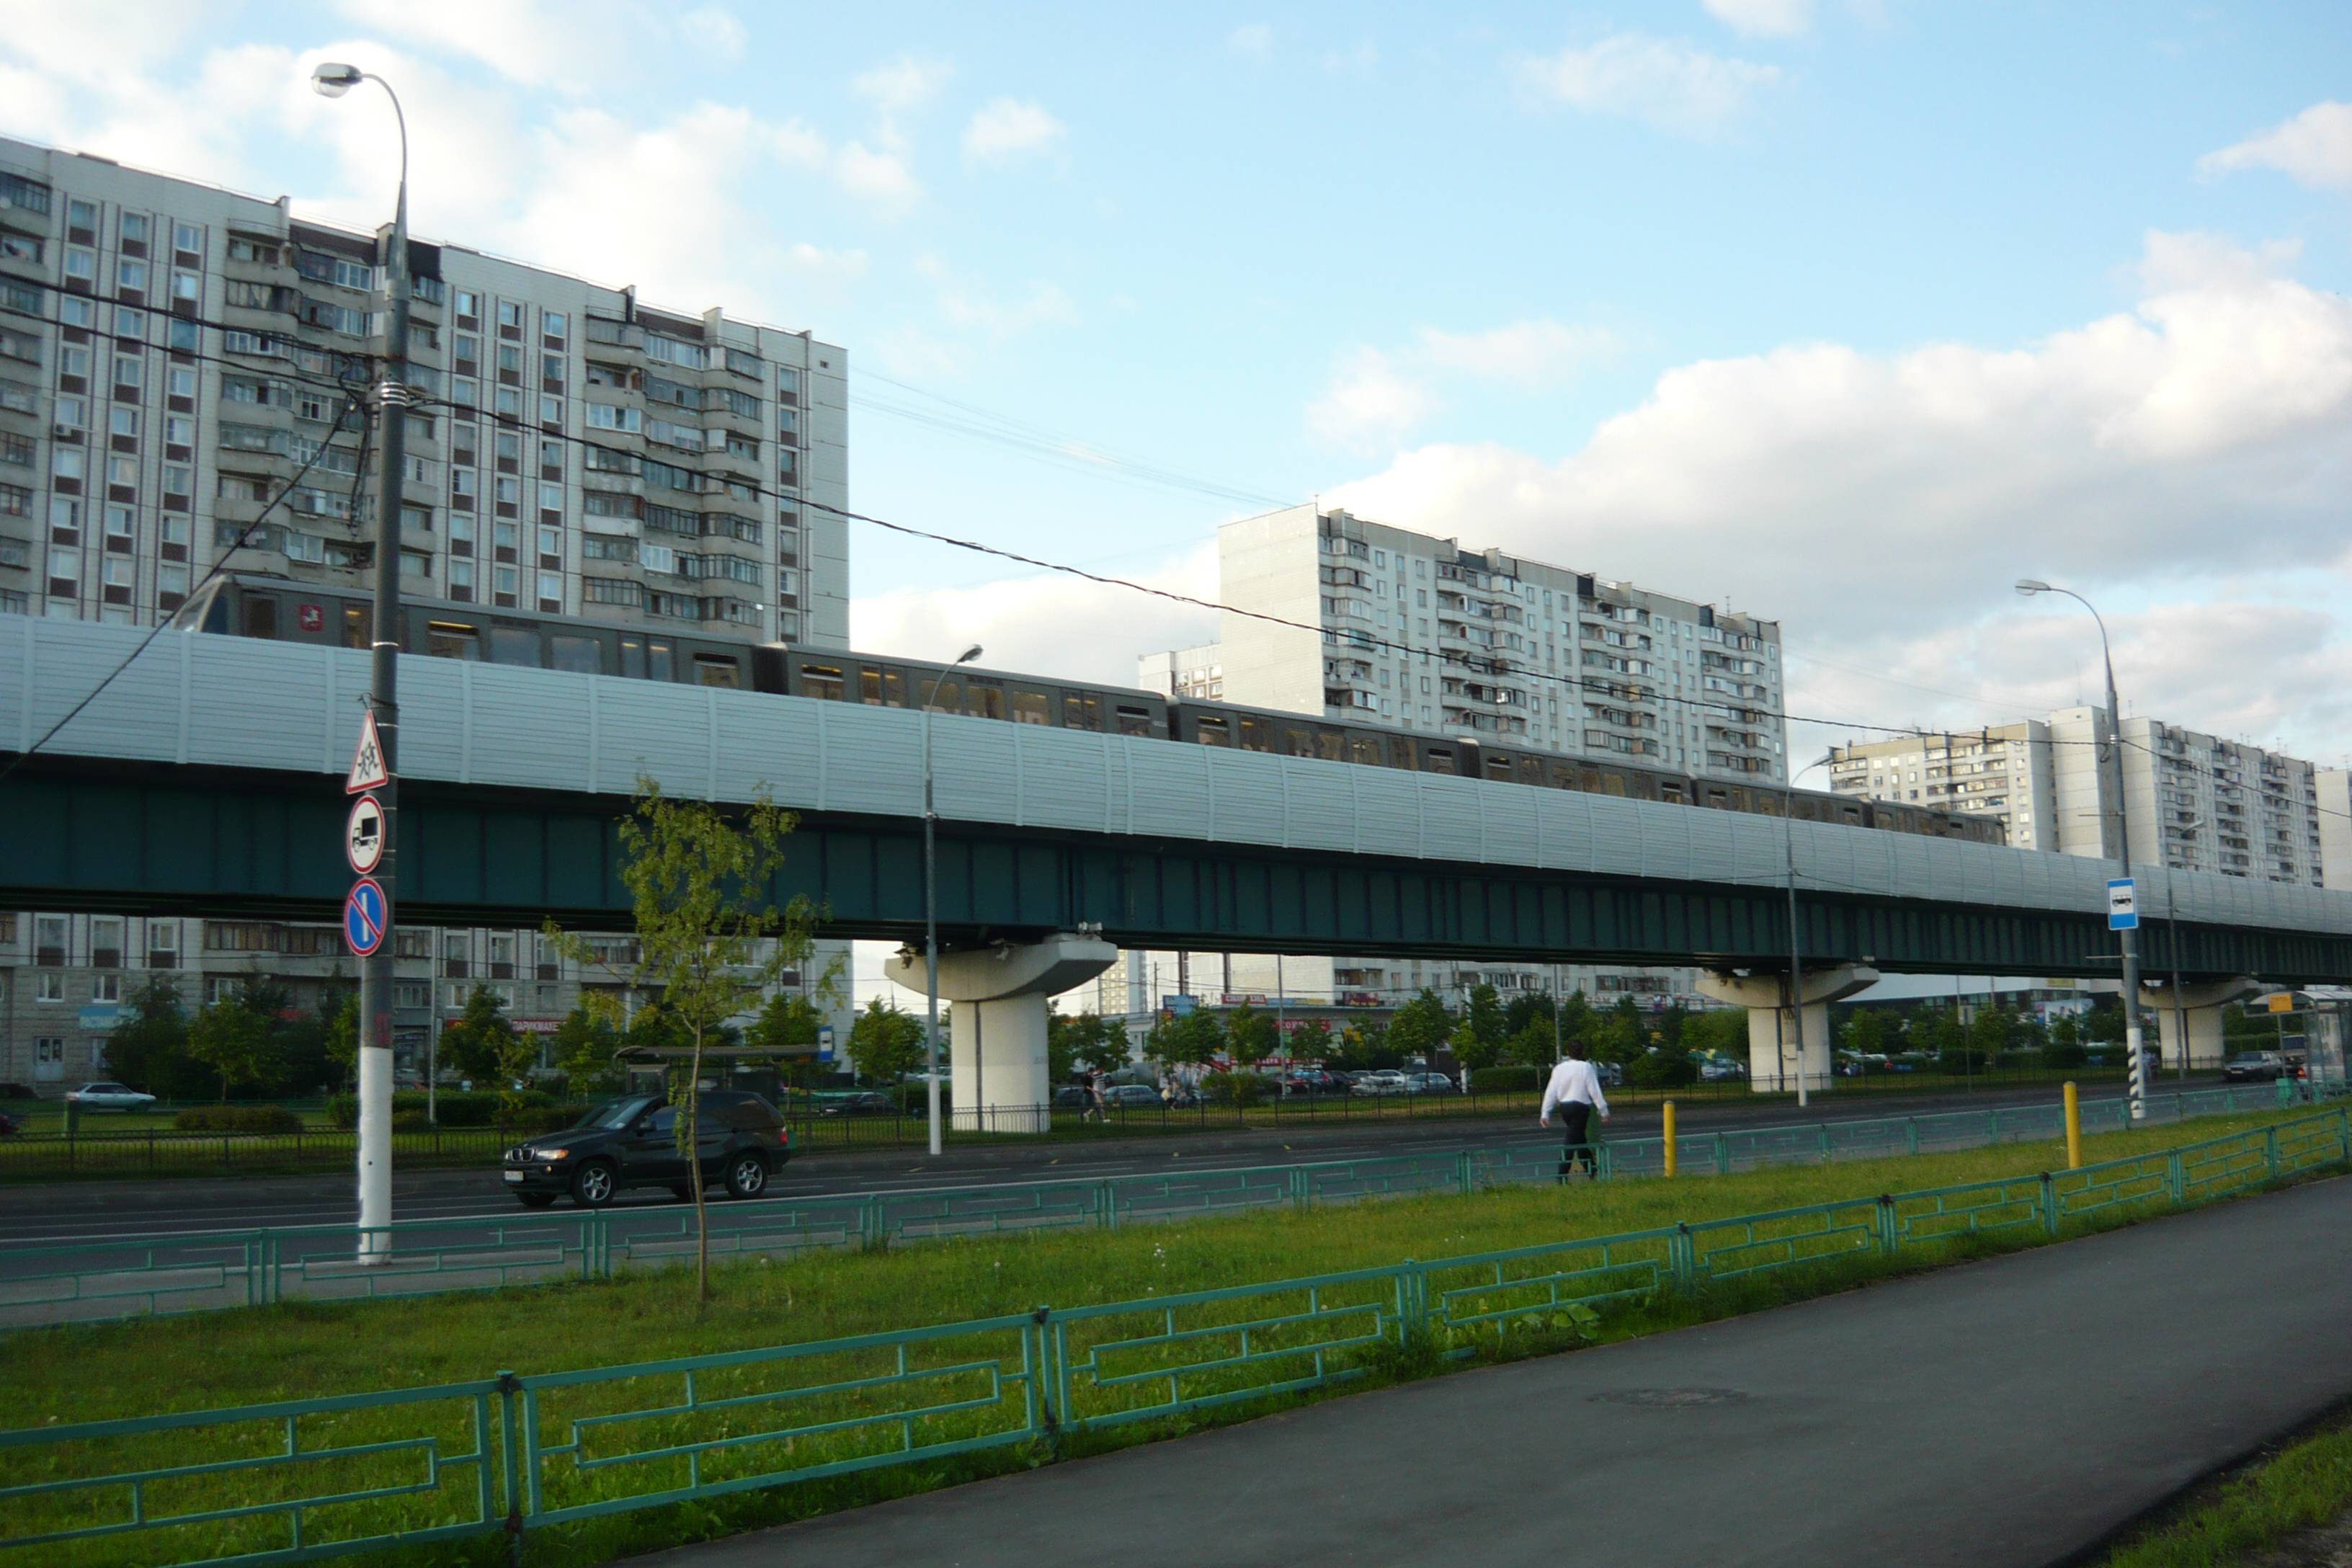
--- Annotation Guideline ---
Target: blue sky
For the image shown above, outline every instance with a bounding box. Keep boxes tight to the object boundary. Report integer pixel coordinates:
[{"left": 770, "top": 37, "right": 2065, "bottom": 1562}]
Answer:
[{"left": 5, "top": 1, "right": 2351, "bottom": 762}]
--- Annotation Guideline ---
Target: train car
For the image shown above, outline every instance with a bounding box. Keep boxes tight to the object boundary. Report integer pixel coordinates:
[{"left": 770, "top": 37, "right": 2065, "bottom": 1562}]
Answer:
[
  {"left": 1169, "top": 698, "right": 1474, "bottom": 775},
  {"left": 754, "top": 646, "right": 1170, "bottom": 740},
  {"left": 179, "top": 574, "right": 759, "bottom": 689}
]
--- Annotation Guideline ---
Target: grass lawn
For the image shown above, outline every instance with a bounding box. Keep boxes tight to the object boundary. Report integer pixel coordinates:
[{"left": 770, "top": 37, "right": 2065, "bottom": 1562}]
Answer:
[
  {"left": 2098, "top": 1410, "right": 2352, "bottom": 1567},
  {"left": 1, "top": 1103, "right": 2325, "bottom": 1568}
]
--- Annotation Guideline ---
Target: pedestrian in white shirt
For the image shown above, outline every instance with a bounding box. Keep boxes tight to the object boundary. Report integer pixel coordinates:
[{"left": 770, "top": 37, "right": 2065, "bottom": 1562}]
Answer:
[{"left": 1538, "top": 1041, "right": 1611, "bottom": 1180}]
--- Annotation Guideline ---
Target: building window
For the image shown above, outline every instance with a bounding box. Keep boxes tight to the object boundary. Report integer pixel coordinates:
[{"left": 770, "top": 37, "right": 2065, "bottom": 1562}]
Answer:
[{"left": 37, "top": 971, "right": 65, "bottom": 1002}]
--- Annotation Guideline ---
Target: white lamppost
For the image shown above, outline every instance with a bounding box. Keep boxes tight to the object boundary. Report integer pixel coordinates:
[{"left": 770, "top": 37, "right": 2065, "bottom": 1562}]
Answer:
[
  {"left": 2165, "top": 816, "right": 2204, "bottom": 1082},
  {"left": 922, "top": 645, "right": 983, "bottom": 1155},
  {"left": 1781, "top": 751, "right": 1835, "bottom": 1106}
]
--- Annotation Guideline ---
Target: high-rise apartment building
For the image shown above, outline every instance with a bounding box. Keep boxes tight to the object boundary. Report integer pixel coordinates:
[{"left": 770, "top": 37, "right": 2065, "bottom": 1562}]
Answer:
[
  {"left": 2318, "top": 770, "right": 2352, "bottom": 891},
  {"left": 1139, "top": 503, "right": 1790, "bottom": 779},
  {"left": 1831, "top": 709, "right": 2323, "bottom": 885},
  {"left": 0, "top": 139, "right": 855, "bottom": 1087}
]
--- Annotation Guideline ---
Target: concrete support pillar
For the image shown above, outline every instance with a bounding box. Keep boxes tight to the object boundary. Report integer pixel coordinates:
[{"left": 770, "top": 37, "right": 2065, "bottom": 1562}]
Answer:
[
  {"left": 884, "top": 934, "right": 1116, "bottom": 1133},
  {"left": 1696, "top": 965, "right": 1881, "bottom": 1094},
  {"left": 2137, "top": 976, "right": 2263, "bottom": 1072}
]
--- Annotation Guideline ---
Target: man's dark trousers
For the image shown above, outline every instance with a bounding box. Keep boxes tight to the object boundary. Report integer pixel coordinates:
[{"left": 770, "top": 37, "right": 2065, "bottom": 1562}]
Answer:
[{"left": 1558, "top": 1101, "right": 1596, "bottom": 1178}]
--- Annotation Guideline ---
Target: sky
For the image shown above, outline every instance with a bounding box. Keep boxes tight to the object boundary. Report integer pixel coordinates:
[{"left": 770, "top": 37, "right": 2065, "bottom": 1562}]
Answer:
[{"left": 4, "top": 0, "right": 2351, "bottom": 780}]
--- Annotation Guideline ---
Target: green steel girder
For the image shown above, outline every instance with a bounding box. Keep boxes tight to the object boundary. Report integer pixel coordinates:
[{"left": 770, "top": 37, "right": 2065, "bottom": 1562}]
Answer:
[{"left": 4, "top": 762, "right": 2349, "bottom": 983}]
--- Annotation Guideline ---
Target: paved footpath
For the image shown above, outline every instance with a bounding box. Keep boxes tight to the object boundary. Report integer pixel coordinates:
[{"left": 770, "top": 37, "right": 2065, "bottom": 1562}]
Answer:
[{"left": 638, "top": 1172, "right": 2352, "bottom": 1568}]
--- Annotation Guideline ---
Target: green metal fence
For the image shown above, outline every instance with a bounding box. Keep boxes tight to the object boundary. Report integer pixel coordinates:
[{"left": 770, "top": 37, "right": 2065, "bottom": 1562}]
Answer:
[
  {"left": 9, "top": 1105, "right": 2342, "bottom": 1568},
  {"left": 4, "top": 1103, "right": 2344, "bottom": 1567}
]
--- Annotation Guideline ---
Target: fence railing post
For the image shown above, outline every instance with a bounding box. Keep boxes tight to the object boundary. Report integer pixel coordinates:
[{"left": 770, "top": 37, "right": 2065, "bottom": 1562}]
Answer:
[
  {"left": 1714, "top": 1133, "right": 1729, "bottom": 1176},
  {"left": 1292, "top": 1165, "right": 1311, "bottom": 1212},
  {"left": 2266, "top": 1127, "right": 2280, "bottom": 1183},
  {"left": 496, "top": 1370, "right": 524, "bottom": 1565},
  {"left": 2040, "top": 1172, "right": 2057, "bottom": 1237},
  {"left": 1455, "top": 1149, "right": 1474, "bottom": 1195},
  {"left": 1672, "top": 1222, "right": 1697, "bottom": 1291},
  {"left": 1906, "top": 1118, "right": 1919, "bottom": 1157},
  {"left": 1877, "top": 1194, "right": 1898, "bottom": 1257},
  {"left": 1819, "top": 1124, "right": 1832, "bottom": 1164},
  {"left": 1100, "top": 1180, "right": 1118, "bottom": 1229},
  {"left": 2166, "top": 1150, "right": 2186, "bottom": 1207}
]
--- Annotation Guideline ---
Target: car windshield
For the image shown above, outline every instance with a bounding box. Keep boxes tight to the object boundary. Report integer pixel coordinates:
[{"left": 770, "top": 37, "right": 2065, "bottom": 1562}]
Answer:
[{"left": 580, "top": 1096, "right": 658, "bottom": 1130}]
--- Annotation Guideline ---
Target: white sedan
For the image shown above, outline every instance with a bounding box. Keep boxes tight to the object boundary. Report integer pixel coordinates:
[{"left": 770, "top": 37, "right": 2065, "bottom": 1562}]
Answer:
[{"left": 67, "top": 1082, "right": 157, "bottom": 1112}]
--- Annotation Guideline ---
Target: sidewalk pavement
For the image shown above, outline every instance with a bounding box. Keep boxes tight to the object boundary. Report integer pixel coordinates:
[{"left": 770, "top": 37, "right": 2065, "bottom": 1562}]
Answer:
[{"left": 635, "top": 1172, "right": 2352, "bottom": 1568}]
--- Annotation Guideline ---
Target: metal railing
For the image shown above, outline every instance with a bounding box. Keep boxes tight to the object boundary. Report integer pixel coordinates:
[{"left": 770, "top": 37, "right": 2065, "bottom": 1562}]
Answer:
[
  {"left": 5, "top": 1100, "right": 2344, "bottom": 1567},
  {"left": 0, "top": 1082, "right": 2310, "bottom": 1331}
]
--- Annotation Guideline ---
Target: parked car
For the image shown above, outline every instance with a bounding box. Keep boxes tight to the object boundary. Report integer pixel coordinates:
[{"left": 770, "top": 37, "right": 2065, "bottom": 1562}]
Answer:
[
  {"left": 1051, "top": 1084, "right": 1092, "bottom": 1108},
  {"left": 2222, "top": 1050, "right": 2292, "bottom": 1082},
  {"left": 500, "top": 1091, "right": 790, "bottom": 1208},
  {"left": 1352, "top": 1070, "right": 1410, "bottom": 1096},
  {"left": 1102, "top": 1084, "right": 1166, "bottom": 1108},
  {"left": 1595, "top": 1062, "right": 1626, "bottom": 1089},
  {"left": 1280, "top": 1070, "right": 1352, "bottom": 1097},
  {"left": 66, "top": 1082, "right": 157, "bottom": 1113},
  {"left": 813, "top": 1090, "right": 899, "bottom": 1116},
  {"left": 1404, "top": 1072, "right": 1456, "bottom": 1094},
  {"left": 0, "top": 1108, "right": 20, "bottom": 1138},
  {"left": 1698, "top": 1057, "right": 1746, "bottom": 1082}
]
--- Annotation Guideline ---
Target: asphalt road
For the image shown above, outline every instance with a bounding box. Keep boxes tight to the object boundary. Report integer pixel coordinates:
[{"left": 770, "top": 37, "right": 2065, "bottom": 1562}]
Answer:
[
  {"left": 1, "top": 1082, "right": 2152, "bottom": 1247},
  {"left": 634, "top": 1169, "right": 2352, "bottom": 1568}
]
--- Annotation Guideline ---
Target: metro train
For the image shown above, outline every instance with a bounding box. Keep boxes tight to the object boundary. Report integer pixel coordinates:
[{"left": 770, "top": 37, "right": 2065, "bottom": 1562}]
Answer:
[{"left": 179, "top": 572, "right": 2002, "bottom": 845}]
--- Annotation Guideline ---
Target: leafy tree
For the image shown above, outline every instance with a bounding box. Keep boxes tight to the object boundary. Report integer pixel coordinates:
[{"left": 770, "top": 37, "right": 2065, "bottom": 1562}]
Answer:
[
  {"left": 323, "top": 990, "right": 360, "bottom": 1092},
  {"left": 1503, "top": 990, "right": 1555, "bottom": 1038},
  {"left": 1916, "top": 1007, "right": 1966, "bottom": 1061},
  {"left": 551, "top": 1004, "right": 624, "bottom": 1095},
  {"left": 847, "top": 997, "right": 926, "bottom": 1086},
  {"left": 2082, "top": 999, "right": 2126, "bottom": 1044},
  {"left": 438, "top": 985, "right": 522, "bottom": 1084},
  {"left": 1288, "top": 1016, "right": 1335, "bottom": 1064},
  {"left": 106, "top": 976, "right": 204, "bottom": 1098},
  {"left": 1845, "top": 1010, "right": 1886, "bottom": 1056},
  {"left": 1453, "top": 983, "right": 1508, "bottom": 1072},
  {"left": 1558, "top": 990, "right": 1600, "bottom": 1054},
  {"left": 1969, "top": 1004, "right": 2015, "bottom": 1059},
  {"left": 544, "top": 778, "right": 819, "bottom": 1304},
  {"left": 1506, "top": 1020, "right": 1556, "bottom": 1066},
  {"left": 187, "top": 995, "right": 281, "bottom": 1100},
  {"left": 1590, "top": 997, "right": 1647, "bottom": 1065},
  {"left": 1680, "top": 1008, "right": 1749, "bottom": 1061},
  {"left": 278, "top": 984, "right": 349, "bottom": 1095},
  {"left": 1224, "top": 1001, "right": 1276, "bottom": 1064},
  {"left": 747, "top": 992, "right": 827, "bottom": 1091},
  {"left": 1141, "top": 1007, "right": 1225, "bottom": 1072},
  {"left": 1386, "top": 989, "right": 1454, "bottom": 1063},
  {"left": 1627, "top": 1043, "right": 1698, "bottom": 1089},
  {"left": 2045, "top": 1014, "right": 2088, "bottom": 1068},
  {"left": 1051, "top": 1010, "right": 1128, "bottom": 1078}
]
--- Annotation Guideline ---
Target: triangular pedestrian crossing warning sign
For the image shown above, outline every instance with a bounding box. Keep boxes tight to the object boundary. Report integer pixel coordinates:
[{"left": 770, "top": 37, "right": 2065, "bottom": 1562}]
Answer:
[{"left": 347, "top": 710, "right": 390, "bottom": 794}]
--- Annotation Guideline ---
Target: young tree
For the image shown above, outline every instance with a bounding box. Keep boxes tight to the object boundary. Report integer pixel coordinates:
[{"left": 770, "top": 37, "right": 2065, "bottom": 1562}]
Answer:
[
  {"left": 1846, "top": 1010, "right": 1887, "bottom": 1056},
  {"left": 323, "top": 990, "right": 360, "bottom": 1092},
  {"left": 1558, "top": 989, "right": 1600, "bottom": 1054},
  {"left": 1502, "top": 990, "right": 1556, "bottom": 1038},
  {"left": 747, "top": 992, "right": 827, "bottom": 1092},
  {"left": 187, "top": 994, "right": 280, "bottom": 1100},
  {"left": 1141, "top": 1007, "right": 1225, "bottom": 1074},
  {"left": 1591, "top": 997, "right": 1647, "bottom": 1065},
  {"left": 1386, "top": 989, "right": 1454, "bottom": 1064},
  {"left": 1288, "top": 1016, "right": 1335, "bottom": 1064},
  {"left": 105, "top": 975, "right": 196, "bottom": 1096},
  {"left": 544, "top": 778, "right": 820, "bottom": 1305},
  {"left": 848, "top": 997, "right": 927, "bottom": 1087},
  {"left": 1051, "top": 1010, "right": 1128, "bottom": 1079},
  {"left": 551, "top": 1004, "right": 624, "bottom": 1095},
  {"left": 438, "top": 985, "right": 521, "bottom": 1084},
  {"left": 1453, "top": 983, "right": 1507, "bottom": 1072},
  {"left": 1224, "top": 1001, "right": 1276, "bottom": 1065}
]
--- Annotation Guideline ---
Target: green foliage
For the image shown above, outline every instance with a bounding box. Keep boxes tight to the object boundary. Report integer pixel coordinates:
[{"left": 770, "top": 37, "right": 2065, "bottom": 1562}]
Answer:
[
  {"left": 747, "top": 993, "right": 825, "bottom": 1054},
  {"left": 321, "top": 990, "right": 358, "bottom": 1093},
  {"left": 1626, "top": 1046, "right": 1698, "bottom": 1089},
  {"left": 1327, "top": 1013, "right": 1399, "bottom": 1071},
  {"left": 186, "top": 996, "right": 282, "bottom": 1100},
  {"left": 1506, "top": 1021, "right": 1558, "bottom": 1067},
  {"left": 1914, "top": 1007, "right": 1966, "bottom": 1059},
  {"left": 1469, "top": 1064, "right": 1541, "bottom": 1092},
  {"left": 1049, "top": 1010, "right": 1128, "bottom": 1080},
  {"left": 1845, "top": 1010, "right": 1887, "bottom": 1056},
  {"left": 1680, "top": 1007, "right": 1750, "bottom": 1060},
  {"left": 1141, "top": 1007, "right": 1226, "bottom": 1070},
  {"left": 1451, "top": 983, "right": 1508, "bottom": 1072},
  {"left": 326, "top": 1090, "right": 567, "bottom": 1131},
  {"left": 543, "top": 778, "right": 822, "bottom": 1303},
  {"left": 1502, "top": 991, "right": 1554, "bottom": 1038},
  {"left": 1223, "top": 1002, "right": 1276, "bottom": 1064},
  {"left": 2083, "top": 999, "right": 2126, "bottom": 1044},
  {"left": 1287, "top": 1016, "right": 1335, "bottom": 1064},
  {"left": 1385, "top": 989, "right": 1454, "bottom": 1062},
  {"left": 437, "top": 985, "right": 520, "bottom": 1084},
  {"left": 1937, "top": 1048, "right": 1989, "bottom": 1073},
  {"left": 174, "top": 1104, "right": 303, "bottom": 1133},
  {"left": 1968, "top": 1004, "right": 2015, "bottom": 1058},
  {"left": 847, "top": 998, "right": 927, "bottom": 1086},
  {"left": 104, "top": 976, "right": 206, "bottom": 1099},
  {"left": 1200, "top": 1069, "right": 1265, "bottom": 1108},
  {"left": 1590, "top": 997, "right": 1647, "bottom": 1065},
  {"left": 1558, "top": 989, "right": 1600, "bottom": 1053},
  {"left": 551, "top": 1005, "right": 624, "bottom": 1095},
  {"left": 2044, "top": 1014, "right": 2088, "bottom": 1068}
]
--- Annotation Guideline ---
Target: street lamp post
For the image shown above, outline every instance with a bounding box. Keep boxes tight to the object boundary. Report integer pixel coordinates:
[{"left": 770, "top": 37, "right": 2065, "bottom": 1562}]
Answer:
[
  {"left": 2018, "top": 579, "right": 2148, "bottom": 1120},
  {"left": 922, "top": 645, "right": 984, "bottom": 1157},
  {"left": 1781, "top": 751, "right": 1835, "bottom": 1107},
  {"left": 314, "top": 61, "right": 410, "bottom": 1259}
]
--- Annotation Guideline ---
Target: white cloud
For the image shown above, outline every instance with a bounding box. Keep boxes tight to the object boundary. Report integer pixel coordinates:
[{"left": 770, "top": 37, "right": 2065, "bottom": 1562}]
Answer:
[
  {"left": 678, "top": 7, "right": 748, "bottom": 57},
  {"left": 1518, "top": 33, "right": 1781, "bottom": 138},
  {"left": 2199, "top": 99, "right": 2352, "bottom": 194},
  {"left": 852, "top": 545, "right": 1219, "bottom": 692},
  {"left": 1226, "top": 24, "right": 1273, "bottom": 63},
  {"left": 1702, "top": 0, "right": 1815, "bottom": 38},
  {"left": 854, "top": 55, "right": 955, "bottom": 117},
  {"left": 1324, "top": 233, "right": 2352, "bottom": 756},
  {"left": 963, "top": 98, "right": 1066, "bottom": 162},
  {"left": 1309, "top": 347, "right": 1441, "bottom": 452},
  {"left": 1418, "top": 318, "right": 1618, "bottom": 391}
]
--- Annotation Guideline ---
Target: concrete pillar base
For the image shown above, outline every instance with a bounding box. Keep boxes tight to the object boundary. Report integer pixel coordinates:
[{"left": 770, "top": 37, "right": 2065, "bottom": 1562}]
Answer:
[
  {"left": 2137, "top": 976, "right": 2264, "bottom": 1072},
  {"left": 1697, "top": 965, "right": 1881, "bottom": 1094},
  {"left": 884, "top": 934, "right": 1117, "bottom": 1133}
]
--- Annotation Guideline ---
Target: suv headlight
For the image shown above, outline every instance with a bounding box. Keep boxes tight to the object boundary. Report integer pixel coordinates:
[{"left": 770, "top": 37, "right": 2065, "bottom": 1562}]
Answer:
[{"left": 535, "top": 1146, "right": 568, "bottom": 1161}]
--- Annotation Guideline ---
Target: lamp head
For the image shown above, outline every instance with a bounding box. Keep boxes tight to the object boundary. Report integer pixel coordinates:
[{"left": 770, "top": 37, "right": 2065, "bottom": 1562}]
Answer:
[
  {"left": 2014, "top": 579, "right": 2050, "bottom": 597},
  {"left": 956, "top": 644, "right": 984, "bottom": 666},
  {"left": 311, "top": 62, "right": 364, "bottom": 97}
]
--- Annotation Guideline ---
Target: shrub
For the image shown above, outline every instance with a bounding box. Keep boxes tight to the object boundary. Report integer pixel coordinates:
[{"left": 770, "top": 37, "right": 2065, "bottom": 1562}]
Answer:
[
  {"left": 1469, "top": 1065, "right": 1541, "bottom": 1094},
  {"left": 1936, "top": 1048, "right": 1990, "bottom": 1074},
  {"left": 1200, "top": 1071, "right": 1265, "bottom": 1108},
  {"left": 2042, "top": 1040, "right": 2088, "bottom": 1069},
  {"left": 327, "top": 1092, "right": 577, "bottom": 1131},
  {"left": 1626, "top": 1050, "right": 1698, "bottom": 1089},
  {"left": 173, "top": 1104, "right": 304, "bottom": 1133}
]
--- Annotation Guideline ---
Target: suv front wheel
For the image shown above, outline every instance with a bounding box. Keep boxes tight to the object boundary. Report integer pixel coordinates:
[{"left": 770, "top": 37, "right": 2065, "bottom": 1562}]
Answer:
[
  {"left": 571, "top": 1160, "right": 618, "bottom": 1208},
  {"left": 724, "top": 1152, "right": 769, "bottom": 1200}
]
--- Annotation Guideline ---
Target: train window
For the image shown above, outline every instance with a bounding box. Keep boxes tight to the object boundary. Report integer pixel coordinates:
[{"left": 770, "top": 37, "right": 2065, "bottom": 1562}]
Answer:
[
  {"left": 1062, "top": 692, "right": 1101, "bottom": 731},
  {"left": 1387, "top": 737, "right": 1417, "bottom": 770},
  {"left": 1283, "top": 726, "right": 1317, "bottom": 757},
  {"left": 966, "top": 682, "right": 1004, "bottom": 721},
  {"left": 1115, "top": 705, "right": 1152, "bottom": 736},
  {"left": 426, "top": 620, "right": 480, "bottom": 660},
  {"left": 649, "top": 639, "right": 673, "bottom": 682},
  {"left": 1350, "top": 736, "right": 1382, "bottom": 767},
  {"left": 800, "top": 663, "right": 845, "bottom": 700},
  {"left": 1518, "top": 756, "right": 1544, "bottom": 787},
  {"left": 244, "top": 596, "right": 278, "bottom": 639},
  {"left": 1659, "top": 780, "right": 1686, "bottom": 804},
  {"left": 1598, "top": 771, "right": 1628, "bottom": 798},
  {"left": 488, "top": 627, "right": 539, "bottom": 667},
  {"left": 550, "top": 635, "right": 602, "bottom": 675},
  {"left": 1550, "top": 762, "right": 1581, "bottom": 790},
  {"left": 1484, "top": 754, "right": 1513, "bottom": 782},
  {"left": 1319, "top": 732, "right": 1345, "bottom": 762},
  {"left": 1239, "top": 716, "right": 1277, "bottom": 752},
  {"left": 860, "top": 665, "right": 883, "bottom": 703},
  {"left": 1839, "top": 806, "right": 1863, "bottom": 824},
  {"left": 1011, "top": 689, "right": 1051, "bottom": 725},
  {"left": 1194, "top": 714, "right": 1232, "bottom": 747},
  {"left": 342, "top": 605, "right": 370, "bottom": 650},
  {"left": 861, "top": 666, "right": 910, "bottom": 706},
  {"left": 925, "top": 677, "right": 961, "bottom": 712},
  {"left": 694, "top": 655, "right": 739, "bottom": 689},
  {"left": 200, "top": 591, "right": 230, "bottom": 635}
]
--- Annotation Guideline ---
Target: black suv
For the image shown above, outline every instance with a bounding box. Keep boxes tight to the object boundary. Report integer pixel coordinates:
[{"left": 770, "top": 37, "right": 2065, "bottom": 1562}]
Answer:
[{"left": 501, "top": 1091, "right": 791, "bottom": 1208}]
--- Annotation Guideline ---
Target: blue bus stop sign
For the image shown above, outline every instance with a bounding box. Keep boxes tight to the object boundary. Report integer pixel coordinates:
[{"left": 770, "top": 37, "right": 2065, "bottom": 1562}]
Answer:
[{"left": 344, "top": 877, "right": 388, "bottom": 956}]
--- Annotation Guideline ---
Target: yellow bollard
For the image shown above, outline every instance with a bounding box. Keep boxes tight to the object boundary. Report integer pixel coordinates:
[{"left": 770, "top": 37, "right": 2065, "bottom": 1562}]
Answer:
[
  {"left": 1662, "top": 1100, "right": 1678, "bottom": 1178},
  {"left": 2063, "top": 1081, "right": 2082, "bottom": 1171}
]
